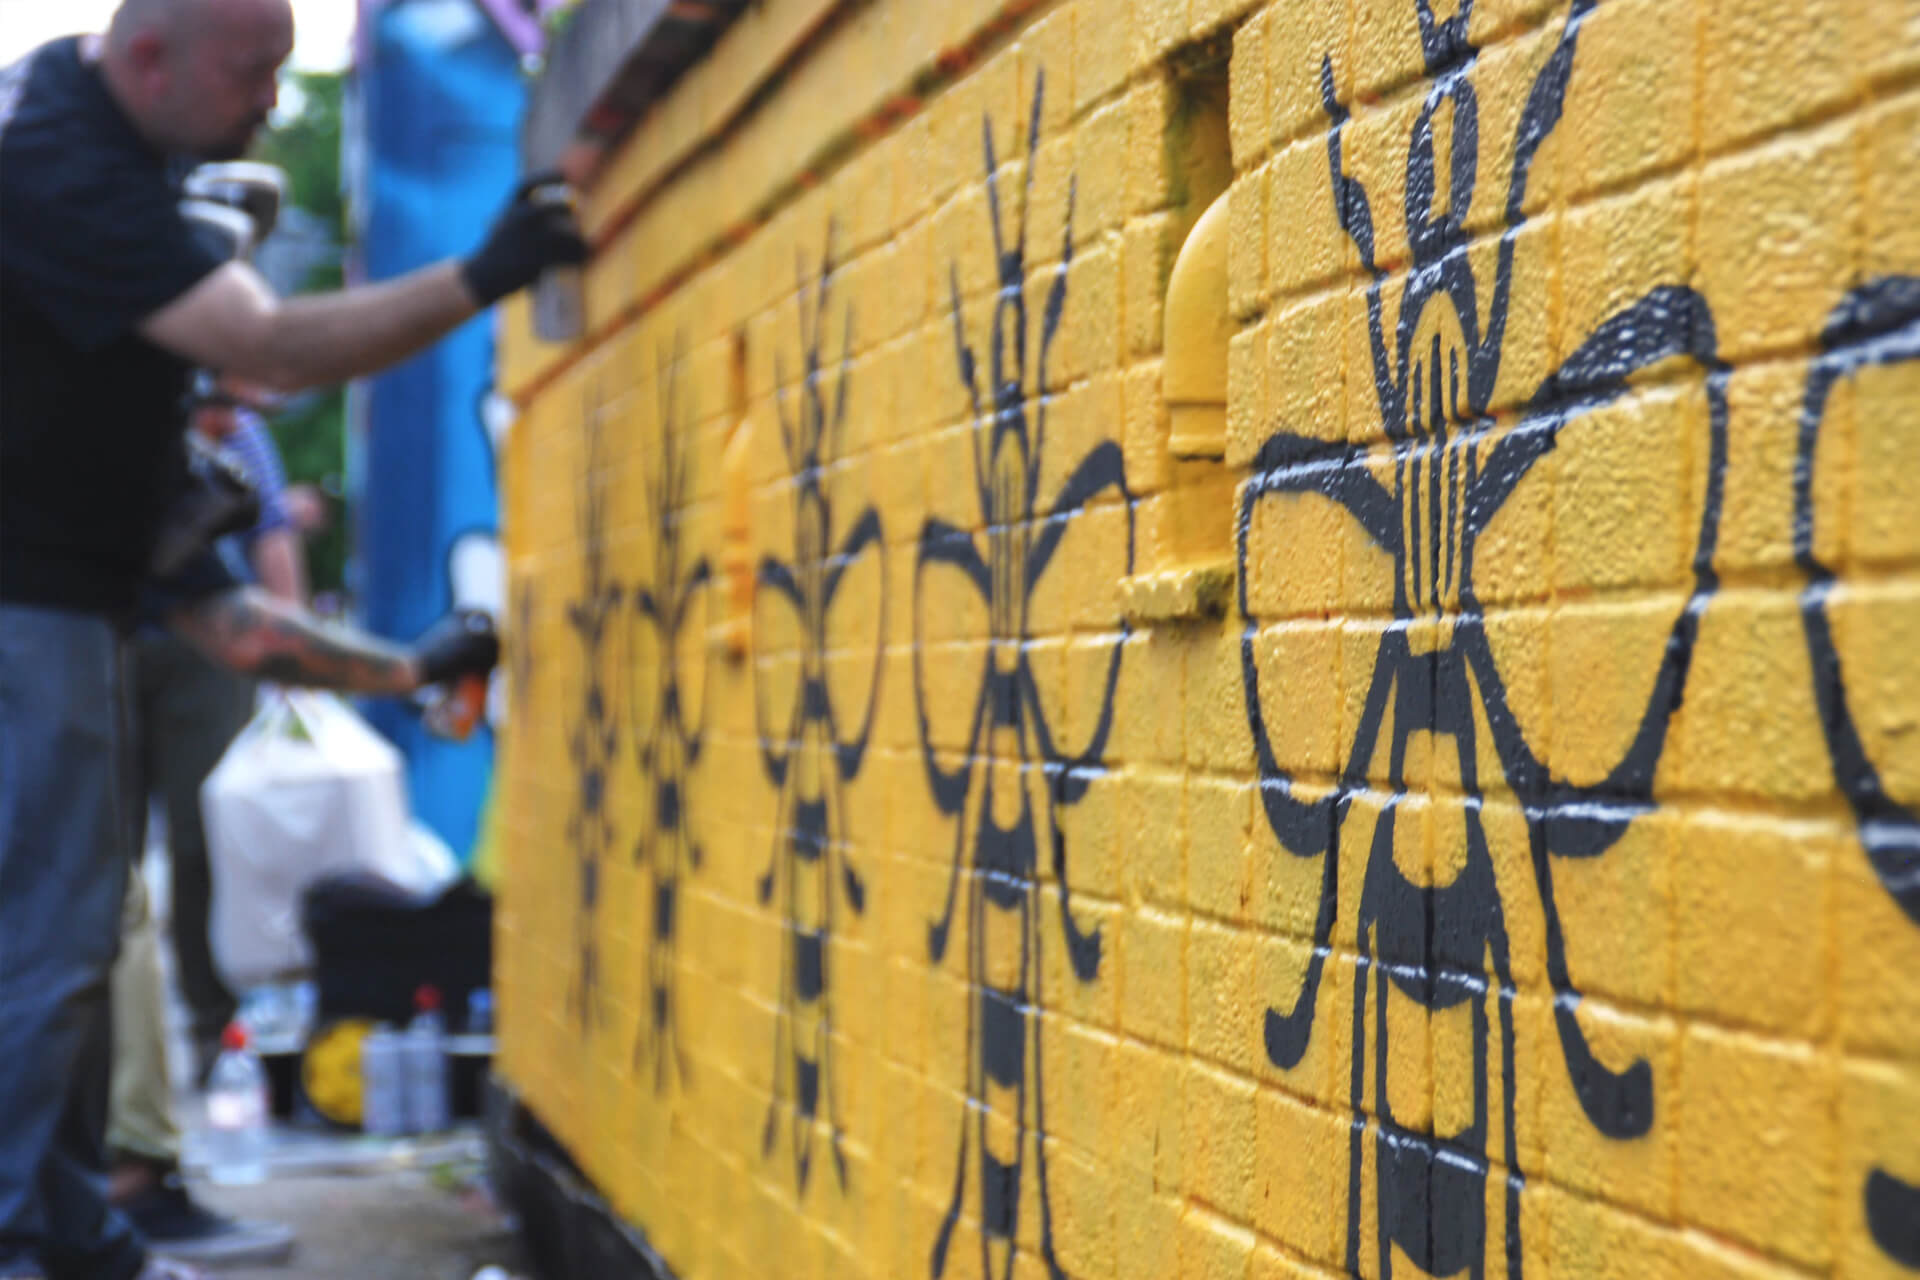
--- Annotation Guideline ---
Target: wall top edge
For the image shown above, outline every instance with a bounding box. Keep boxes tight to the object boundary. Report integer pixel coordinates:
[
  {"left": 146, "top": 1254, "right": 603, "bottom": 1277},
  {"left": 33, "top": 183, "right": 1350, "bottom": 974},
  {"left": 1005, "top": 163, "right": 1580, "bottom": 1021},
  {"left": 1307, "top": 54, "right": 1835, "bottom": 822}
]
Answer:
[{"left": 521, "top": 0, "right": 751, "bottom": 181}]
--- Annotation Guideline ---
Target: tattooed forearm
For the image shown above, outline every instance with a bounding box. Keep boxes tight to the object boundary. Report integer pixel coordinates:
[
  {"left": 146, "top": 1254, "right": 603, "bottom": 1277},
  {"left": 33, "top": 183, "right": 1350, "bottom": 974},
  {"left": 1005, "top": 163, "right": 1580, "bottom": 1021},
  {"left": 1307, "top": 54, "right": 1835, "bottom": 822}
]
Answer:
[{"left": 170, "top": 587, "right": 421, "bottom": 696}]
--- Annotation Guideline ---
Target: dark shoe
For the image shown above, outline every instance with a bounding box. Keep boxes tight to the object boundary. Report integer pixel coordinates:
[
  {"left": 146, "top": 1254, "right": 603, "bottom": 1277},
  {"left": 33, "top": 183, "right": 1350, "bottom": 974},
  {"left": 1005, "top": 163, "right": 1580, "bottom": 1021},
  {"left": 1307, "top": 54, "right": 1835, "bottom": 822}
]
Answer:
[
  {"left": 136, "top": 1260, "right": 212, "bottom": 1280},
  {"left": 120, "top": 1172, "right": 295, "bottom": 1267}
]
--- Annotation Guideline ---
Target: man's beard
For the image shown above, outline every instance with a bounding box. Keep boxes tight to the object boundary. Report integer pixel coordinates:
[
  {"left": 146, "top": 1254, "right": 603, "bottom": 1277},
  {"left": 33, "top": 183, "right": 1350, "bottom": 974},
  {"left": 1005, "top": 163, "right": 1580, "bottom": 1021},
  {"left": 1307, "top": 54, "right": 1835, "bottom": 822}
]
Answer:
[{"left": 198, "top": 117, "right": 267, "bottom": 162}]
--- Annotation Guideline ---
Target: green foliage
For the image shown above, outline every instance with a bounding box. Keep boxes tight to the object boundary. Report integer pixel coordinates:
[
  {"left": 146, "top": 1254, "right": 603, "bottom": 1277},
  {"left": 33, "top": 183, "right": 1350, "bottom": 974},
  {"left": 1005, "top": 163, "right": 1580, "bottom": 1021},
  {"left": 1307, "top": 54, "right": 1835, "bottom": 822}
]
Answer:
[{"left": 252, "top": 72, "right": 348, "bottom": 595}]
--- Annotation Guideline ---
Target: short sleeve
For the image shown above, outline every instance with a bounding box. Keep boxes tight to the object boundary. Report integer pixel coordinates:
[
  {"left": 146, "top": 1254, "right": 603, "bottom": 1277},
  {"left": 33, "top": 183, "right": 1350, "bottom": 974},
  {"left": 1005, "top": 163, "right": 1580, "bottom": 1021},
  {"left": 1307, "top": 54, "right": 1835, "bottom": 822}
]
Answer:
[
  {"left": 223, "top": 415, "right": 292, "bottom": 535},
  {"left": 0, "top": 61, "right": 223, "bottom": 350},
  {"left": 139, "top": 546, "right": 241, "bottom": 624}
]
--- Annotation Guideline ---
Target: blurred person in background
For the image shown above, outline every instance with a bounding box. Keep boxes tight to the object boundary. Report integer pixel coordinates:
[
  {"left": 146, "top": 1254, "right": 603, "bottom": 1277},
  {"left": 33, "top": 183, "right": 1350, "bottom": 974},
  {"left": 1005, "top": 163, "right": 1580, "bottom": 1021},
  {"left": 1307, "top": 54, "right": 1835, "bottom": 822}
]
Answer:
[
  {"left": 0, "top": 0, "right": 585, "bottom": 1275},
  {"left": 105, "top": 374, "right": 312, "bottom": 1269},
  {"left": 135, "top": 373, "right": 308, "bottom": 1078}
]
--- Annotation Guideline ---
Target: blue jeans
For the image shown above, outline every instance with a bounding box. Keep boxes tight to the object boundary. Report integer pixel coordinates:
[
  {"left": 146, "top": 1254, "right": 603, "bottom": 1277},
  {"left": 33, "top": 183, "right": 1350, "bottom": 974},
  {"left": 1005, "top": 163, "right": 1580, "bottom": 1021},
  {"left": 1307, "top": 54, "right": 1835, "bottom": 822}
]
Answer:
[{"left": 0, "top": 604, "right": 146, "bottom": 1280}]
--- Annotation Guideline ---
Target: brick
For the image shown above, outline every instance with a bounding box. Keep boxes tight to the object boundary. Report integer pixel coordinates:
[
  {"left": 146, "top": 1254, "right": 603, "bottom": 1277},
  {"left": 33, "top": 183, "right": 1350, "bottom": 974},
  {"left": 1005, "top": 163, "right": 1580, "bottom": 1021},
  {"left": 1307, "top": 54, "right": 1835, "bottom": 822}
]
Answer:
[
  {"left": 1266, "top": 138, "right": 1346, "bottom": 304},
  {"left": 1348, "top": 0, "right": 1427, "bottom": 99},
  {"left": 1076, "top": 0, "right": 1136, "bottom": 115},
  {"left": 1126, "top": 78, "right": 1177, "bottom": 216},
  {"left": 1338, "top": 95, "right": 1420, "bottom": 278},
  {"left": 1559, "top": 0, "right": 1695, "bottom": 198},
  {"left": 1124, "top": 358, "right": 1175, "bottom": 491},
  {"left": 1112, "top": 1038, "right": 1189, "bottom": 1184},
  {"left": 1228, "top": 167, "right": 1269, "bottom": 319},
  {"left": 1535, "top": 999, "right": 1677, "bottom": 1220},
  {"left": 1669, "top": 590, "right": 1829, "bottom": 803},
  {"left": 1113, "top": 1187, "right": 1184, "bottom": 1280},
  {"left": 1135, "top": 0, "right": 1193, "bottom": 73},
  {"left": 1186, "top": 624, "right": 1258, "bottom": 773},
  {"left": 1250, "top": 1245, "right": 1341, "bottom": 1280},
  {"left": 1253, "top": 291, "right": 1345, "bottom": 468},
  {"left": 1253, "top": 1086, "right": 1346, "bottom": 1266},
  {"left": 1673, "top": 813, "right": 1832, "bottom": 1036},
  {"left": 1547, "top": 595, "right": 1711, "bottom": 793},
  {"left": 1553, "top": 810, "right": 1674, "bottom": 1009},
  {"left": 1268, "top": 0, "right": 1350, "bottom": 149},
  {"left": 1056, "top": 241, "right": 1125, "bottom": 382},
  {"left": 1697, "top": 123, "right": 1858, "bottom": 362},
  {"left": 1702, "top": 0, "right": 1859, "bottom": 153},
  {"left": 1179, "top": 1205, "right": 1258, "bottom": 1280},
  {"left": 1551, "top": 376, "right": 1711, "bottom": 596},
  {"left": 1018, "top": 4, "right": 1078, "bottom": 141},
  {"left": 1833, "top": 825, "right": 1920, "bottom": 1059},
  {"left": 1041, "top": 1019, "right": 1121, "bottom": 1159},
  {"left": 1189, "top": 774, "right": 1255, "bottom": 919},
  {"left": 1227, "top": 320, "right": 1269, "bottom": 461},
  {"left": 1838, "top": 1060, "right": 1920, "bottom": 1279},
  {"left": 1119, "top": 904, "right": 1189, "bottom": 1047},
  {"left": 1190, "top": 916, "right": 1262, "bottom": 1068},
  {"left": 1187, "top": 1064, "right": 1260, "bottom": 1222},
  {"left": 1047, "top": 1136, "right": 1119, "bottom": 1277},
  {"left": 1228, "top": 8, "right": 1270, "bottom": 170},
  {"left": 1560, "top": 175, "right": 1695, "bottom": 379},
  {"left": 1112, "top": 630, "right": 1189, "bottom": 765},
  {"left": 1678, "top": 1027, "right": 1836, "bottom": 1267},
  {"left": 1843, "top": 353, "right": 1920, "bottom": 568},
  {"left": 1247, "top": 619, "right": 1342, "bottom": 780},
  {"left": 1240, "top": 469, "right": 1350, "bottom": 619},
  {"left": 1125, "top": 212, "right": 1178, "bottom": 357},
  {"left": 1716, "top": 358, "right": 1817, "bottom": 573}
]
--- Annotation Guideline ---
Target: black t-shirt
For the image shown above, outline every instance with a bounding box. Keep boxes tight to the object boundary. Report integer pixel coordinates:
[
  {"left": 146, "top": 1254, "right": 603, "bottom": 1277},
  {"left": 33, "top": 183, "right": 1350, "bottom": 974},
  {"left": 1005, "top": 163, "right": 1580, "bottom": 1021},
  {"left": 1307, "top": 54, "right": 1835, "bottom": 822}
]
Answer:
[{"left": 0, "top": 38, "right": 229, "bottom": 617}]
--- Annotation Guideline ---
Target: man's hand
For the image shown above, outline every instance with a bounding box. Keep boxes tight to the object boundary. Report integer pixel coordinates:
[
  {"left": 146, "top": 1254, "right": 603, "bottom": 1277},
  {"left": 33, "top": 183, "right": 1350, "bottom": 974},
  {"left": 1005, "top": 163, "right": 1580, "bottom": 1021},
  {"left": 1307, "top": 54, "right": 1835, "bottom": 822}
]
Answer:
[
  {"left": 459, "top": 173, "right": 589, "bottom": 307},
  {"left": 413, "top": 609, "right": 500, "bottom": 686}
]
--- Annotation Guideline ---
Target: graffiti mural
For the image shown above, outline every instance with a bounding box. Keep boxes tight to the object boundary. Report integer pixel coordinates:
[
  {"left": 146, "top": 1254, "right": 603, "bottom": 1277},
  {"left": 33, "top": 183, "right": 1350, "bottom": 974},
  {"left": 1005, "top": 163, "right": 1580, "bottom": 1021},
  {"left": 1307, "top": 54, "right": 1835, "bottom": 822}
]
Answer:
[
  {"left": 916, "top": 70, "right": 1134, "bottom": 1280},
  {"left": 511, "top": 575, "right": 539, "bottom": 725},
  {"left": 1792, "top": 274, "right": 1920, "bottom": 1271},
  {"left": 564, "top": 378, "right": 625, "bottom": 1031},
  {"left": 754, "top": 235, "right": 888, "bottom": 1192},
  {"left": 628, "top": 343, "right": 714, "bottom": 1091},
  {"left": 1240, "top": 2, "right": 1728, "bottom": 1275}
]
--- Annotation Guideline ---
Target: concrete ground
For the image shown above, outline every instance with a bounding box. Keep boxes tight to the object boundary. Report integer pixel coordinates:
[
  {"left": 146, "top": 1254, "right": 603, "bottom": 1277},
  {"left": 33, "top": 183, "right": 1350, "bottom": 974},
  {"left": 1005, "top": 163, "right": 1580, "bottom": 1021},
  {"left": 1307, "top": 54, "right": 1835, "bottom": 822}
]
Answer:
[
  {"left": 141, "top": 834, "right": 530, "bottom": 1280},
  {"left": 193, "top": 1168, "right": 526, "bottom": 1280}
]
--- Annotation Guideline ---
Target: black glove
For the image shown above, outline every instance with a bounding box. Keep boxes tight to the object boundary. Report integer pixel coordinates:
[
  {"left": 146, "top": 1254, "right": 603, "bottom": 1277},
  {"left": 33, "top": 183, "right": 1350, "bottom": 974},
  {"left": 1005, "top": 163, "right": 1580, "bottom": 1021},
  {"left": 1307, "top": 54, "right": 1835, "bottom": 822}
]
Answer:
[
  {"left": 414, "top": 609, "right": 501, "bottom": 686},
  {"left": 459, "top": 172, "right": 589, "bottom": 307},
  {"left": 149, "top": 435, "right": 261, "bottom": 579}
]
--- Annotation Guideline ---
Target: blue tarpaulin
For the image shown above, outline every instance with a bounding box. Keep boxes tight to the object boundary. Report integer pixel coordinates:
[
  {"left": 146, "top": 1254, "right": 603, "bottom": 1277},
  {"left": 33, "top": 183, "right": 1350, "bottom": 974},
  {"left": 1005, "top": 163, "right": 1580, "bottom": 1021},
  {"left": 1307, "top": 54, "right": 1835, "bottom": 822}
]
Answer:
[{"left": 351, "top": 0, "right": 525, "bottom": 859}]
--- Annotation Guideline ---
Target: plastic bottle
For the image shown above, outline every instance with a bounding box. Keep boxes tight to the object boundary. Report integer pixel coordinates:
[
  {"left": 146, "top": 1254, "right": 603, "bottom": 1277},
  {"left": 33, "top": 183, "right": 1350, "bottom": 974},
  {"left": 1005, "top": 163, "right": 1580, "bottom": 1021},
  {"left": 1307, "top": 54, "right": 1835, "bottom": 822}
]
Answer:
[
  {"left": 530, "top": 183, "right": 583, "bottom": 343},
  {"left": 404, "top": 984, "right": 450, "bottom": 1134},
  {"left": 360, "top": 1025, "right": 407, "bottom": 1137},
  {"left": 466, "top": 988, "right": 494, "bottom": 1036},
  {"left": 203, "top": 1023, "right": 269, "bottom": 1185}
]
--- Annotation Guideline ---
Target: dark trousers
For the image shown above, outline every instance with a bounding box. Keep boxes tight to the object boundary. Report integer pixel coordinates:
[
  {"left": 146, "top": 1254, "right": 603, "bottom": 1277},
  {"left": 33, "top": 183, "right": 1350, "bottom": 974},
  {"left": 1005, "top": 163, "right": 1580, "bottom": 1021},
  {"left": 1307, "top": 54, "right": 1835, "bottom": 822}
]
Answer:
[
  {"left": 129, "top": 630, "right": 255, "bottom": 1055},
  {"left": 0, "top": 603, "right": 146, "bottom": 1280}
]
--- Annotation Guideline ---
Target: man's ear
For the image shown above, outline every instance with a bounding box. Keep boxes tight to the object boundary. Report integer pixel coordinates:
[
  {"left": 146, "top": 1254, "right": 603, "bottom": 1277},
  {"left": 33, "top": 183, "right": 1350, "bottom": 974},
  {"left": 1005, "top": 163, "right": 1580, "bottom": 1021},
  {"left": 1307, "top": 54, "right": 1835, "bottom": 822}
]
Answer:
[{"left": 122, "top": 30, "right": 169, "bottom": 93}]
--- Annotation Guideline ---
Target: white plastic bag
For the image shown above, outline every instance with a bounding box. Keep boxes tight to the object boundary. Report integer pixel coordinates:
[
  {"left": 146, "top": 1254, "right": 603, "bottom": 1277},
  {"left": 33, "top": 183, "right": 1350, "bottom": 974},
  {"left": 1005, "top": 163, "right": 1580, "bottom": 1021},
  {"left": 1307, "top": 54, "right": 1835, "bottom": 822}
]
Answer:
[{"left": 202, "top": 690, "right": 459, "bottom": 986}]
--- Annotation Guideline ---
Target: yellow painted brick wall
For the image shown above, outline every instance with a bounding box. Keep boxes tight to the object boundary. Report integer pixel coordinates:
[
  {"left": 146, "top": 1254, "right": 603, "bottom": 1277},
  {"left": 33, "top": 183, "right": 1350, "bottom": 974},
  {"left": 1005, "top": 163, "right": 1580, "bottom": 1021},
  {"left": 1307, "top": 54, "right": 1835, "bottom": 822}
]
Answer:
[{"left": 492, "top": 1, "right": 1920, "bottom": 1276}]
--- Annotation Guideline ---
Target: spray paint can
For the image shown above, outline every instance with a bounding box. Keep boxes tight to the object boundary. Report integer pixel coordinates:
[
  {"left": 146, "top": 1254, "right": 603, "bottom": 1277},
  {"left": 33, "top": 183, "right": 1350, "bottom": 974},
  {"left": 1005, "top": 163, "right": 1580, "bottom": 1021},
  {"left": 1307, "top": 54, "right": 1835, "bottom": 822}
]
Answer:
[
  {"left": 530, "top": 181, "right": 584, "bottom": 343},
  {"left": 423, "top": 673, "right": 488, "bottom": 742}
]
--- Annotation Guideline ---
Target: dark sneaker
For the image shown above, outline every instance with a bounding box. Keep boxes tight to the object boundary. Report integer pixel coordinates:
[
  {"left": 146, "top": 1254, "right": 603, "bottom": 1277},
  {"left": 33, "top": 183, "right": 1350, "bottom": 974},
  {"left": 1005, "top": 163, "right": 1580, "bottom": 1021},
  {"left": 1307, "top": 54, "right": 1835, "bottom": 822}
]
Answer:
[{"left": 120, "top": 1173, "right": 295, "bottom": 1267}]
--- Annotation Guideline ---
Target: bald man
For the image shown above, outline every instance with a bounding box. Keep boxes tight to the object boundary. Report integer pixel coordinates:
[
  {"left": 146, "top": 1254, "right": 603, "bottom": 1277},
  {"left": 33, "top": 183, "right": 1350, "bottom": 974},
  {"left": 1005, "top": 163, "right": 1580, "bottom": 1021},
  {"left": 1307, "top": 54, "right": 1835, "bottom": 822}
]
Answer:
[{"left": 0, "top": 4, "right": 583, "bottom": 1278}]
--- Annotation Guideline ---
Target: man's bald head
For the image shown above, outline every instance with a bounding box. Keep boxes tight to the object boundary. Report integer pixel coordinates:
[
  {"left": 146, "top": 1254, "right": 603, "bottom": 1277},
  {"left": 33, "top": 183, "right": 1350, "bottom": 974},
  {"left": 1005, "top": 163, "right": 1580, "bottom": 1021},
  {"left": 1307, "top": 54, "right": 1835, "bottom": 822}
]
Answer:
[{"left": 101, "top": 0, "right": 294, "bottom": 160}]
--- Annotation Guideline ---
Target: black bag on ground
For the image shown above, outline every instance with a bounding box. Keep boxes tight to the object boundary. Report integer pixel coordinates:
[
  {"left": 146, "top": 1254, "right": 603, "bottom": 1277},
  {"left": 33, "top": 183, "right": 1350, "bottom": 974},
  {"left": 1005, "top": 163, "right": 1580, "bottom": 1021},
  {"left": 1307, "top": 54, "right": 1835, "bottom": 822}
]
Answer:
[{"left": 300, "top": 873, "right": 492, "bottom": 1031}]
